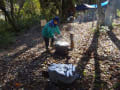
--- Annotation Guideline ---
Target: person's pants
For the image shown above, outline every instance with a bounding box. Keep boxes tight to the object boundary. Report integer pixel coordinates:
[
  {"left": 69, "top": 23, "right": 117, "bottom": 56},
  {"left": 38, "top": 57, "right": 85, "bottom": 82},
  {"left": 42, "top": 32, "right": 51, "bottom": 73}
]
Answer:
[{"left": 44, "top": 37, "right": 54, "bottom": 50}]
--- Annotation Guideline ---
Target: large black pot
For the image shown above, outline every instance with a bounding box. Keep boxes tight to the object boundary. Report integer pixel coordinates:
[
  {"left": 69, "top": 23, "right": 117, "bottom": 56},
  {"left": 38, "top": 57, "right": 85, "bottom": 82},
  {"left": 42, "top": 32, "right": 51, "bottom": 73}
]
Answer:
[{"left": 54, "top": 40, "right": 70, "bottom": 56}]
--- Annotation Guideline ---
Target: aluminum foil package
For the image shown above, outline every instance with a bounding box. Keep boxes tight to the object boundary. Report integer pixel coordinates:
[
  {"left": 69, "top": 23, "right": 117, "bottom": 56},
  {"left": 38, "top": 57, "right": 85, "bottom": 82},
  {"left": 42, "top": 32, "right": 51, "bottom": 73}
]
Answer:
[{"left": 48, "top": 63, "right": 79, "bottom": 84}]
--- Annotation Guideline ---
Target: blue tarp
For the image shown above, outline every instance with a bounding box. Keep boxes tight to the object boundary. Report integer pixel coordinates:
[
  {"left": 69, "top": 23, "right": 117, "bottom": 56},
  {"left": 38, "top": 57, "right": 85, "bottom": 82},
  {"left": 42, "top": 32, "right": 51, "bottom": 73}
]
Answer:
[
  {"left": 76, "top": 0, "right": 109, "bottom": 11},
  {"left": 90, "top": 0, "right": 109, "bottom": 8}
]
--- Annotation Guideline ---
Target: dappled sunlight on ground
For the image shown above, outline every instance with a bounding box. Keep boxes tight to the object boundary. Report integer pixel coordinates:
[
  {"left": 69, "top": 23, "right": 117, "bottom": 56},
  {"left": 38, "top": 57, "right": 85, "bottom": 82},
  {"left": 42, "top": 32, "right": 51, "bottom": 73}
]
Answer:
[{"left": 0, "top": 20, "right": 120, "bottom": 90}]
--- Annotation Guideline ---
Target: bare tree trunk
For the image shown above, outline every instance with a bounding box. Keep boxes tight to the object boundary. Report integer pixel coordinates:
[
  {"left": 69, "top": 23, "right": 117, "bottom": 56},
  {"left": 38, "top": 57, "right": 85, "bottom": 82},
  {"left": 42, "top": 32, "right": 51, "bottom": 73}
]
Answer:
[
  {"left": 4, "top": 9, "right": 18, "bottom": 31},
  {"left": 0, "top": 0, "right": 19, "bottom": 31},
  {"left": 97, "top": 0, "right": 104, "bottom": 28},
  {"left": 39, "top": 0, "right": 46, "bottom": 17},
  {"left": 61, "top": 0, "right": 62, "bottom": 18},
  {"left": 9, "top": 0, "right": 14, "bottom": 20},
  {"left": 17, "top": 0, "right": 25, "bottom": 16},
  {"left": 104, "top": 0, "right": 116, "bottom": 28}
]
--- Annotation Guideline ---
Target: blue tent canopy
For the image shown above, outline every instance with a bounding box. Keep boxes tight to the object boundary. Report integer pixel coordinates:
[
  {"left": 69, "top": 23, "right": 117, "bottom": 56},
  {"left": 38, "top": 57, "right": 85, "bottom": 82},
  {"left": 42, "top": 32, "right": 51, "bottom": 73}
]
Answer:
[
  {"left": 76, "top": 0, "right": 109, "bottom": 11},
  {"left": 76, "top": 4, "right": 89, "bottom": 11},
  {"left": 89, "top": 0, "right": 109, "bottom": 8}
]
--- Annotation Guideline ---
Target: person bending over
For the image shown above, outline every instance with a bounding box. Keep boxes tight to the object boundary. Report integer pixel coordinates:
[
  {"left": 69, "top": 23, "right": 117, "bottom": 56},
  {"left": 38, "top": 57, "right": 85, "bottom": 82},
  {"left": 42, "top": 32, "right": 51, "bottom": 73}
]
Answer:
[{"left": 42, "top": 16, "right": 61, "bottom": 51}]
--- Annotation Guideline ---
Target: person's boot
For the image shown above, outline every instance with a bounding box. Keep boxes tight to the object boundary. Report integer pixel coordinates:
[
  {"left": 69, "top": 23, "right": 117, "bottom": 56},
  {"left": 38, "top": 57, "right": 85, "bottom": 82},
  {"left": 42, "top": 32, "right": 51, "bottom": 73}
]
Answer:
[
  {"left": 50, "top": 38, "right": 55, "bottom": 49},
  {"left": 50, "top": 43, "right": 53, "bottom": 47},
  {"left": 46, "top": 47, "right": 50, "bottom": 52},
  {"left": 50, "top": 43, "right": 55, "bottom": 50}
]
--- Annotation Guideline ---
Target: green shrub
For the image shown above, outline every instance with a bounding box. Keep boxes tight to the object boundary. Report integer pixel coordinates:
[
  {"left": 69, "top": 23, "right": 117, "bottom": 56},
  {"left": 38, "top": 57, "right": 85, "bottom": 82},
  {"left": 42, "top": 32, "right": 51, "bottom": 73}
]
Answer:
[
  {"left": 17, "top": 15, "right": 42, "bottom": 31},
  {"left": 0, "top": 20, "right": 15, "bottom": 48},
  {"left": 117, "top": 9, "right": 120, "bottom": 17},
  {"left": 0, "top": 14, "right": 46, "bottom": 48},
  {"left": 0, "top": 31, "right": 15, "bottom": 47}
]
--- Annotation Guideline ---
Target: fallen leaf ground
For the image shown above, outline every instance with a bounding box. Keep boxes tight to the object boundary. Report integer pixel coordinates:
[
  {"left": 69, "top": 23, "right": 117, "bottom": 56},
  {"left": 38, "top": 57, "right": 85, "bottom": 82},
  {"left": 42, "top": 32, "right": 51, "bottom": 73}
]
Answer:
[{"left": 0, "top": 19, "right": 120, "bottom": 90}]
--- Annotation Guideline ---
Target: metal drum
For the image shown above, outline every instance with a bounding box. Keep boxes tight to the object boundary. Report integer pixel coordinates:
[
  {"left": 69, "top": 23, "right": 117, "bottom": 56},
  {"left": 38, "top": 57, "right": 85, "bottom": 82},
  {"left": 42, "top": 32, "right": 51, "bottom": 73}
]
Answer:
[{"left": 54, "top": 40, "right": 70, "bottom": 56}]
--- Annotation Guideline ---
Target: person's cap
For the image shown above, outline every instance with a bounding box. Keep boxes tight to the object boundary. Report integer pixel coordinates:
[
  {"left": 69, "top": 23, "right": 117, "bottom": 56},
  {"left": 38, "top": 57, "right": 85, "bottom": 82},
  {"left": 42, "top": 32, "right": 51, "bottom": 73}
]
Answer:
[{"left": 53, "top": 16, "right": 59, "bottom": 23}]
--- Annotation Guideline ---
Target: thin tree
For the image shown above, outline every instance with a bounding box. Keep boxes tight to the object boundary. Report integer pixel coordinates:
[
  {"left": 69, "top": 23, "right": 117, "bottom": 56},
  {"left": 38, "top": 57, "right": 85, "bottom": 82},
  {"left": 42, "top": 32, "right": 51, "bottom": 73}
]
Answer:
[{"left": 0, "top": 0, "right": 19, "bottom": 31}]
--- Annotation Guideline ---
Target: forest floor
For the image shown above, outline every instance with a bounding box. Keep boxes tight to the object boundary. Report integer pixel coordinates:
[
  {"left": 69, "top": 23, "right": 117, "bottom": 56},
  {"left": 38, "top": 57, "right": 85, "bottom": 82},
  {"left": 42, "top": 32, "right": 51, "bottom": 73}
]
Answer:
[{"left": 0, "top": 18, "right": 120, "bottom": 90}]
